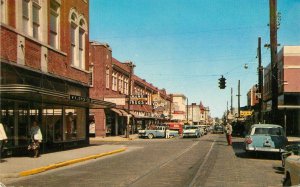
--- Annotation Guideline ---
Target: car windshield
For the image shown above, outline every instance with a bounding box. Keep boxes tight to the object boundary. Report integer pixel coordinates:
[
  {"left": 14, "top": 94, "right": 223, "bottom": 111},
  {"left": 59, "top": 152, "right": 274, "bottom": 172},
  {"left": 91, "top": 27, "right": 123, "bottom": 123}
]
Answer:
[{"left": 254, "top": 127, "right": 283, "bottom": 135}]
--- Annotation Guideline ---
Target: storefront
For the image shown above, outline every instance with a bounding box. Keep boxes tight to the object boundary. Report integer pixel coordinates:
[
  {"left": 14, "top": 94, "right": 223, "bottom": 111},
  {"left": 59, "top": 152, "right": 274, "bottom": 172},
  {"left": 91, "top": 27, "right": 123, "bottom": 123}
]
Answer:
[{"left": 0, "top": 63, "right": 115, "bottom": 156}]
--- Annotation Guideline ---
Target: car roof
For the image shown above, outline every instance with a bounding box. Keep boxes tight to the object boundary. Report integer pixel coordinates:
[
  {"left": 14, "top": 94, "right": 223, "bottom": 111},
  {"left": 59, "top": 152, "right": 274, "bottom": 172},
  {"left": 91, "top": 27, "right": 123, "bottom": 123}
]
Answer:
[{"left": 251, "top": 124, "right": 282, "bottom": 128}]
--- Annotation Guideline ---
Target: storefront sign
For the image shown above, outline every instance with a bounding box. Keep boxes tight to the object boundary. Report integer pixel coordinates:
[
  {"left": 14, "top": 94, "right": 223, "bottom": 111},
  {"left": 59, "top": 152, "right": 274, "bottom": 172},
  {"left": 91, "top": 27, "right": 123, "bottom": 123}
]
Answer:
[
  {"left": 240, "top": 110, "right": 253, "bottom": 117},
  {"left": 69, "top": 95, "right": 91, "bottom": 102},
  {"left": 130, "top": 94, "right": 148, "bottom": 105},
  {"left": 104, "top": 98, "right": 126, "bottom": 105}
]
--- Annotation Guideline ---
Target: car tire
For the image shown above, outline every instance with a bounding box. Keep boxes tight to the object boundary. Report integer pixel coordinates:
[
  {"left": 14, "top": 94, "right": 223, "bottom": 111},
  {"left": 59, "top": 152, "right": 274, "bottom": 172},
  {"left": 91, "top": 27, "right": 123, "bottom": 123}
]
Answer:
[
  {"left": 283, "top": 175, "right": 291, "bottom": 186},
  {"left": 148, "top": 133, "right": 154, "bottom": 139}
]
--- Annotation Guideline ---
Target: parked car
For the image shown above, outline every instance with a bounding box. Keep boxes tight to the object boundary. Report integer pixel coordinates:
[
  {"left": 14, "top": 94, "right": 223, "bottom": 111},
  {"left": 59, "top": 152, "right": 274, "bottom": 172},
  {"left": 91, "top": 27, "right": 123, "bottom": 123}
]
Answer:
[
  {"left": 182, "top": 125, "right": 201, "bottom": 138},
  {"left": 212, "top": 125, "right": 224, "bottom": 134},
  {"left": 244, "top": 124, "right": 287, "bottom": 154},
  {"left": 281, "top": 143, "right": 300, "bottom": 167},
  {"left": 282, "top": 144, "right": 300, "bottom": 186},
  {"left": 138, "top": 126, "right": 179, "bottom": 139}
]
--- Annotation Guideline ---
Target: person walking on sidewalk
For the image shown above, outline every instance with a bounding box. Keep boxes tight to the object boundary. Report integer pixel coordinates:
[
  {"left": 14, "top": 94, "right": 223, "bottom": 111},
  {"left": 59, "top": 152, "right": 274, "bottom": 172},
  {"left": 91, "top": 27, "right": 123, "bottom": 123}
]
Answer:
[
  {"left": 0, "top": 123, "right": 8, "bottom": 162},
  {"left": 29, "top": 121, "right": 43, "bottom": 158},
  {"left": 225, "top": 123, "right": 232, "bottom": 146}
]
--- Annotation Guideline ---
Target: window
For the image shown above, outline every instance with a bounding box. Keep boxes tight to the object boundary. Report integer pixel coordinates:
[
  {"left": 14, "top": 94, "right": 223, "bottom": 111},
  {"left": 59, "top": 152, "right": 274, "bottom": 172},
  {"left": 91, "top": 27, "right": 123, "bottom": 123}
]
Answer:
[
  {"left": 112, "top": 72, "right": 117, "bottom": 91},
  {"left": 118, "top": 75, "right": 123, "bottom": 93},
  {"left": 124, "top": 78, "right": 128, "bottom": 95},
  {"left": 79, "top": 28, "right": 84, "bottom": 69},
  {"left": 105, "top": 67, "right": 110, "bottom": 89},
  {"left": 69, "top": 10, "right": 87, "bottom": 70},
  {"left": 32, "top": 1, "right": 40, "bottom": 39},
  {"left": 22, "top": 0, "right": 29, "bottom": 34},
  {"left": 1, "top": 0, "right": 7, "bottom": 24},
  {"left": 89, "top": 66, "right": 94, "bottom": 87},
  {"left": 50, "top": 0, "right": 59, "bottom": 48}
]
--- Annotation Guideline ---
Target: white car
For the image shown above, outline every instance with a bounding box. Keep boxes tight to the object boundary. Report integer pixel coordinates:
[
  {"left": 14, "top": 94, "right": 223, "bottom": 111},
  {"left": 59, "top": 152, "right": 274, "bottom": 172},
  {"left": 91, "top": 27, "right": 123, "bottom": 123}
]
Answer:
[
  {"left": 183, "top": 125, "right": 200, "bottom": 138},
  {"left": 282, "top": 144, "right": 300, "bottom": 186}
]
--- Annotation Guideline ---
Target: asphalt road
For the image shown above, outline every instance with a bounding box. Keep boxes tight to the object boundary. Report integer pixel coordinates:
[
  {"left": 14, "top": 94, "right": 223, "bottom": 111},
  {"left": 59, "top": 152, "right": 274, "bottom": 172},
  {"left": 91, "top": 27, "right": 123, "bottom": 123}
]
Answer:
[{"left": 5, "top": 134, "right": 283, "bottom": 187}]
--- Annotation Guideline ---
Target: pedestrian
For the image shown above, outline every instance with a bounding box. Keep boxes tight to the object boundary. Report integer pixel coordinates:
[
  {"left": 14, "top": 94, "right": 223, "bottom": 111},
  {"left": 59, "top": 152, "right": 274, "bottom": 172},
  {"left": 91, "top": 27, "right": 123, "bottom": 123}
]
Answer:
[
  {"left": 165, "top": 126, "right": 170, "bottom": 139},
  {"left": 0, "top": 123, "right": 8, "bottom": 162},
  {"left": 225, "top": 123, "right": 232, "bottom": 146},
  {"left": 28, "top": 121, "right": 43, "bottom": 158}
]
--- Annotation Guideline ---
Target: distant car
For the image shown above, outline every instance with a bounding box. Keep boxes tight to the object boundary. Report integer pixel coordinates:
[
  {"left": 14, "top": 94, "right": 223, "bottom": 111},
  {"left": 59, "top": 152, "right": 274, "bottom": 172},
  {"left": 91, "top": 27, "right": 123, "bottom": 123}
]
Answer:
[
  {"left": 182, "top": 125, "right": 200, "bottom": 138},
  {"left": 213, "top": 125, "right": 224, "bottom": 134},
  {"left": 195, "top": 125, "right": 206, "bottom": 136},
  {"left": 282, "top": 148, "right": 300, "bottom": 186},
  {"left": 244, "top": 124, "right": 287, "bottom": 154}
]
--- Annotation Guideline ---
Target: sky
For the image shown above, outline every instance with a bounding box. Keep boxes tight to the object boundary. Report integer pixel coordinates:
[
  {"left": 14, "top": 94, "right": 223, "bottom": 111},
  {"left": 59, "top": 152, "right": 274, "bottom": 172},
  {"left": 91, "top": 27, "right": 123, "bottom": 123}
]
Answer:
[{"left": 89, "top": 0, "right": 300, "bottom": 118}]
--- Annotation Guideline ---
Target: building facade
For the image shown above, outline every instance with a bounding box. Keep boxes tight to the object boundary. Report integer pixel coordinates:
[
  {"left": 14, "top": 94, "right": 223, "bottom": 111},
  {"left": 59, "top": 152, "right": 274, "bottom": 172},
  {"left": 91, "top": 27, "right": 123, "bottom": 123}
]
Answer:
[
  {"left": 263, "top": 46, "right": 300, "bottom": 136},
  {"left": 171, "top": 94, "right": 187, "bottom": 122},
  {"left": 0, "top": 0, "right": 114, "bottom": 155}
]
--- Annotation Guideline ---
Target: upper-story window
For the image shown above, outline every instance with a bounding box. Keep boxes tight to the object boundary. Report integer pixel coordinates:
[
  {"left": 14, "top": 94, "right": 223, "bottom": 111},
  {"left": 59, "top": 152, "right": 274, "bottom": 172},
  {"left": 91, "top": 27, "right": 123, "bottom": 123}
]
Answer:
[
  {"left": 21, "top": 0, "right": 41, "bottom": 40},
  {"left": 22, "top": 0, "right": 30, "bottom": 34},
  {"left": 112, "top": 72, "right": 117, "bottom": 91},
  {"left": 1, "top": 0, "right": 8, "bottom": 24},
  {"left": 124, "top": 78, "right": 128, "bottom": 95},
  {"left": 69, "top": 9, "right": 87, "bottom": 70},
  {"left": 105, "top": 67, "right": 110, "bottom": 89},
  {"left": 118, "top": 75, "right": 123, "bottom": 93},
  {"left": 32, "top": 0, "right": 40, "bottom": 39},
  {"left": 50, "top": 0, "right": 60, "bottom": 48}
]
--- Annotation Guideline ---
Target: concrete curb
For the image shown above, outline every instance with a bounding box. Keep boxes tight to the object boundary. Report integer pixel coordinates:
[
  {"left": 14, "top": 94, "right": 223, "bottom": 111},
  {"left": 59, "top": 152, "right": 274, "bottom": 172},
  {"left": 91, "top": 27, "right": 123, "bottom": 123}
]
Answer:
[
  {"left": 17, "top": 147, "right": 127, "bottom": 177},
  {"left": 90, "top": 137, "right": 137, "bottom": 142}
]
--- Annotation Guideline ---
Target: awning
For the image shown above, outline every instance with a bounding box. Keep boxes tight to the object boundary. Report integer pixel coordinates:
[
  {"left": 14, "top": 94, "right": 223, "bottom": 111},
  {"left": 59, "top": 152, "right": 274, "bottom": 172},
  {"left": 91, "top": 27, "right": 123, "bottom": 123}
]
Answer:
[
  {"left": 129, "top": 111, "right": 139, "bottom": 118},
  {"left": 0, "top": 84, "right": 116, "bottom": 109},
  {"left": 111, "top": 108, "right": 123, "bottom": 116},
  {"left": 278, "top": 105, "right": 300, "bottom": 110},
  {"left": 119, "top": 109, "right": 129, "bottom": 116}
]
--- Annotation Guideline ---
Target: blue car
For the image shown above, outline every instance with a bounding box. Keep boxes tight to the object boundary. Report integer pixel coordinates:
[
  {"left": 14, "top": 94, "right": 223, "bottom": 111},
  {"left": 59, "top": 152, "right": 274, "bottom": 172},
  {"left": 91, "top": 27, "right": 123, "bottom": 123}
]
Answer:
[{"left": 244, "top": 124, "right": 287, "bottom": 153}]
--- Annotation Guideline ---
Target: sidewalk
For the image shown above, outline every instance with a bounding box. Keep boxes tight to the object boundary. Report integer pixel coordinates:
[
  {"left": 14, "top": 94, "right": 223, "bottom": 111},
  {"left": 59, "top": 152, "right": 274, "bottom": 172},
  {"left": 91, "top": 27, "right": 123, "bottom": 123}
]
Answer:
[
  {"left": 0, "top": 144, "right": 127, "bottom": 180},
  {"left": 90, "top": 134, "right": 139, "bottom": 142}
]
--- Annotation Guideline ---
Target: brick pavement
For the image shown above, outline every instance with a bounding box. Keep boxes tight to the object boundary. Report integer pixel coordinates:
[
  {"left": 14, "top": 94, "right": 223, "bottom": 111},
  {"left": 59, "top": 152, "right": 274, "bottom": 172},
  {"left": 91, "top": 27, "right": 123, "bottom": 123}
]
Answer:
[{"left": 202, "top": 135, "right": 283, "bottom": 187}]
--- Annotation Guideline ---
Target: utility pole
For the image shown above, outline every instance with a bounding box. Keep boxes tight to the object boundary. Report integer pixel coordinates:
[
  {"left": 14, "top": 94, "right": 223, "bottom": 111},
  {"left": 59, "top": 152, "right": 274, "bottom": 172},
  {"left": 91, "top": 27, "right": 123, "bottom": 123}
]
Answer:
[
  {"left": 186, "top": 97, "right": 189, "bottom": 124},
  {"left": 269, "top": 0, "right": 278, "bottom": 123},
  {"left": 126, "top": 61, "right": 134, "bottom": 138},
  {"left": 237, "top": 80, "right": 241, "bottom": 118},
  {"left": 258, "top": 37, "right": 264, "bottom": 123},
  {"left": 230, "top": 87, "right": 233, "bottom": 115}
]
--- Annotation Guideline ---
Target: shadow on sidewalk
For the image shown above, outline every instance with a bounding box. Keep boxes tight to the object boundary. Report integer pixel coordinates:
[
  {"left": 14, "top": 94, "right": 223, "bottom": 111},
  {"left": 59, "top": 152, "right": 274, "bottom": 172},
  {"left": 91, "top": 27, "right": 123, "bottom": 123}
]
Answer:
[{"left": 232, "top": 142, "right": 281, "bottom": 160}]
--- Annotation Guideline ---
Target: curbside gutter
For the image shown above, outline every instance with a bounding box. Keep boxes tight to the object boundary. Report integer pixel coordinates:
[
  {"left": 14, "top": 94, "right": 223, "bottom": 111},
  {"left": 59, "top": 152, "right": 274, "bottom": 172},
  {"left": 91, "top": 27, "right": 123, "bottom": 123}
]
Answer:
[{"left": 18, "top": 148, "right": 127, "bottom": 177}]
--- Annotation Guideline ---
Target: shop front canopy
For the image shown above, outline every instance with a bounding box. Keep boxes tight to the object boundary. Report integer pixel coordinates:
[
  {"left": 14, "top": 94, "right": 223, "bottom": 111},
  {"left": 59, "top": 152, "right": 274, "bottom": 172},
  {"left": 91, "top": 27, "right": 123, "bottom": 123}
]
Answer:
[{"left": 0, "top": 84, "right": 116, "bottom": 109}]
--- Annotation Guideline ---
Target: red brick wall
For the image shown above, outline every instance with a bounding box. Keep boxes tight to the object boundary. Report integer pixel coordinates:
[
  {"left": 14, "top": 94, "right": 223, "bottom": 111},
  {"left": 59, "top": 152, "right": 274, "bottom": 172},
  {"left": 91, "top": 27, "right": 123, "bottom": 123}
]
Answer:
[
  {"left": 0, "top": 27, "right": 17, "bottom": 62},
  {"left": 25, "top": 40, "right": 41, "bottom": 70},
  {"left": 284, "top": 56, "right": 300, "bottom": 92},
  {"left": 91, "top": 109, "right": 106, "bottom": 137}
]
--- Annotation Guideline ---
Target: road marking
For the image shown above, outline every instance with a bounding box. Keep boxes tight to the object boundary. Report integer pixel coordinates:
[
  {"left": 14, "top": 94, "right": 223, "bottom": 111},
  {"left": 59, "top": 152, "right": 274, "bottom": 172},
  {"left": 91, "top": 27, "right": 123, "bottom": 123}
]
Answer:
[{"left": 189, "top": 140, "right": 215, "bottom": 187}]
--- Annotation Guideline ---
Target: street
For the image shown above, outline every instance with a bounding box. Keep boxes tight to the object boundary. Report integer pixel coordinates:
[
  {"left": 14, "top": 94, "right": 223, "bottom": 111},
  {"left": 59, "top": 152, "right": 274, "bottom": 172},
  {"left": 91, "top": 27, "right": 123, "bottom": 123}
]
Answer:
[{"left": 5, "top": 134, "right": 283, "bottom": 187}]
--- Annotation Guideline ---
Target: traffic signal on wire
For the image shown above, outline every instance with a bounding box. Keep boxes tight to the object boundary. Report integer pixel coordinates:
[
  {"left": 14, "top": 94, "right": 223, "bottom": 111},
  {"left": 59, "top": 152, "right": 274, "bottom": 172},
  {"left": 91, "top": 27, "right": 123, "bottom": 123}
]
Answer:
[{"left": 219, "top": 76, "right": 226, "bottom": 89}]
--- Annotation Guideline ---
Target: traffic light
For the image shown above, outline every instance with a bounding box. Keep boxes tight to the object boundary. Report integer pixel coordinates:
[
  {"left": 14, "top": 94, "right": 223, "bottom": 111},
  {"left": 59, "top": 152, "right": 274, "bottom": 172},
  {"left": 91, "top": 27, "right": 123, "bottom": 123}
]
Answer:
[{"left": 219, "top": 75, "right": 226, "bottom": 89}]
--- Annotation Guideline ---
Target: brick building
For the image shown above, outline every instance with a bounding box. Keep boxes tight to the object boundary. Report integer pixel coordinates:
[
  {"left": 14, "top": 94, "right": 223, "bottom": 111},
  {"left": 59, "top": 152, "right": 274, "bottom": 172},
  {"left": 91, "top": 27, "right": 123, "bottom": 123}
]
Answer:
[
  {"left": 263, "top": 46, "right": 300, "bottom": 136},
  {"left": 0, "top": 0, "right": 114, "bottom": 155},
  {"left": 89, "top": 41, "right": 172, "bottom": 137}
]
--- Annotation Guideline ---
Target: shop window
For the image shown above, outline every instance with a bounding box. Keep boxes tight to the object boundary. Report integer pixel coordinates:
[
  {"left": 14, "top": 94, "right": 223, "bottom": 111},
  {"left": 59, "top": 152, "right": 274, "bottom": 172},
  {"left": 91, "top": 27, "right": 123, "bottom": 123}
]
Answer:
[
  {"left": 64, "top": 107, "right": 86, "bottom": 140},
  {"left": 43, "top": 107, "right": 63, "bottom": 142}
]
